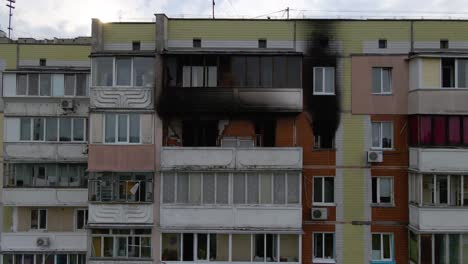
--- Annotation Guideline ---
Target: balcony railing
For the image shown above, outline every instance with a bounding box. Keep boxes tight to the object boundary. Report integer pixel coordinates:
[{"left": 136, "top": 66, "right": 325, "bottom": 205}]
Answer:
[
  {"left": 0, "top": 232, "right": 87, "bottom": 252},
  {"left": 410, "top": 147, "right": 468, "bottom": 172},
  {"left": 3, "top": 188, "right": 88, "bottom": 206},
  {"left": 409, "top": 204, "right": 468, "bottom": 232},
  {"left": 89, "top": 179, "right": 153, "bottom": 203}
]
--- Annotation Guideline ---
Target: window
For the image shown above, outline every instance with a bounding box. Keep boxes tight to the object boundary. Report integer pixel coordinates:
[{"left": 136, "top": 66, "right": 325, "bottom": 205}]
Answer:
[
  {"left": 39, "top": 74, "right": 52, "bottom": 96},
  {"left": 2, "top": 254, "right": 85, "bottom": 264},
  {"left": 313, "top": 67, "right": 335, "bottom": 95},
  {"left": 89, "top": 172, "right": 152, "bottom": 202},
  {"left": 133, "top": 57, "right": 154, "bottom": 87},
  {"left": 372, "top": 122, "right": 393, "bottom": 149},
  {"left": 182, "top": 65, "right": 217, "bottom": 87},
  {"left": 15, "top": 73, "right": 88, "bottom": 97},
  {"left": 93, "top": 57, "right": 113, "bottom": 86},
  {"left": 39, "top": 58, "right": 46, "bottom": 66},
  {"left": 378, "top": 39, "right": 387, "bottom": 49},
  {"left": 258, "top": 39, "right": 267, "bottom": 48},
  {"left": 76, "top": 209, "right": 88, "bottom": 230},
  {"left": 440, "top": 39, "right": 449, "bottom": 49},
  {"left": 372, "top": 233, "right": 393, "bottom": 261},
  {"left": 91, "top": 229, "right": 151, "bottom": 259},
  {"left": 132, "top": 41, "right": 141, "bottom": 51},
  {"left": 31, "top": 209, "right": 47, "bottom": 230},
  {"left": 372, "top": 177, "right": 393, "bottom": 204},
  {"left": 163, "top": 172, "right": 300, "bottom": 205},
  {"left": 372, "top": 67, "right": 392, "bottom": 94},
  {"left": 16, "top": 74, "right": 27, "bottom": 95},
  {"left": 116, "top": 57, "right": 132, "bottom": 86},
  {"left": 193, "top": 38, "right": 202, "bottom": 48},
  {"left": 104, "top": 114, "right": 140, "bottom": 143},
  {"left": 313, "top": 177, "right": 334, "bottom": 204},
  {"left": 162, "top": 233, "right": 298, "bottom": 263},
  {"left": 313, "top": 233, "right": 334, "bottom": 261},
  {"left": 313, "top": 134, "right": 334, "bottom": 149},
  {"left": 7, "top": 163, "right": 87, "bottom": 188},
  {"left": 18, "top": 117, "right": 85, "bottom": 142},
  {"left": 442, "top": 58, "right": 455, "bottom": 88},
  {"left": 440, "top": 58, "right": 468, "bottom": 88}
]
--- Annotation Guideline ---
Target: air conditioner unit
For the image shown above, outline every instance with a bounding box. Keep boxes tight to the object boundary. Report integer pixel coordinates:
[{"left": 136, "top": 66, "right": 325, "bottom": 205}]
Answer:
[
  {"left": 311, "top": 208, "right": 328, "bottom": 220},
  {"left": 367, "top": 150, "right": 383, "bottom": 163},
  {"left": 60, "top": 99, "right": 74, "bottom": 110},
  {"left": 36, "top": 237, "right": 50, "bottom": 247}
]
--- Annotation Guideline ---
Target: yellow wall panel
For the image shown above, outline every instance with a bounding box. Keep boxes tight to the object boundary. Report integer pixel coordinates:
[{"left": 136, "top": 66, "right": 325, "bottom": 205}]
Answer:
[{"left": 422, "top": 58, "right": 441, "bottom": 88}]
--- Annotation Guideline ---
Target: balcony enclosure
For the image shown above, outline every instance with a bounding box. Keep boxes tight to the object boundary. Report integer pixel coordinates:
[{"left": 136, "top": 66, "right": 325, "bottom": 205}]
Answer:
[
  {"left": 89, "top": 172, "right": 153, "bottom": 202},
  {"left": 409, "top": 173, "right": 468, "bottom": 206},
  {"left": 159, "top": 54, "right": 303, "bottom": 114}
]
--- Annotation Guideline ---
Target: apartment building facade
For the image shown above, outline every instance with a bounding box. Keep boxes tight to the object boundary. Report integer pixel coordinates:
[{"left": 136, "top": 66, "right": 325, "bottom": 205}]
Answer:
[
  {"left": 0, "top": 37, "right": 91, "bottom": 264},
  {"left": 1, "top": 16, "right": 468, "bottom": 264}
]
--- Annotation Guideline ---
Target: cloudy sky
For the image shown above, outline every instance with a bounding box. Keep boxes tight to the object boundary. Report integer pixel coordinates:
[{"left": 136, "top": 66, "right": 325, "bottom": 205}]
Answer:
[{"left": 2, "top": 0, "right": 468, "bottom": 39}]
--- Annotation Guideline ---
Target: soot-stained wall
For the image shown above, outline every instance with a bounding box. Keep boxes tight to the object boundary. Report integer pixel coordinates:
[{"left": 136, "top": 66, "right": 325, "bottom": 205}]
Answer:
[{"left": 303, "top": 22, "right": 341, "bottom": 140}]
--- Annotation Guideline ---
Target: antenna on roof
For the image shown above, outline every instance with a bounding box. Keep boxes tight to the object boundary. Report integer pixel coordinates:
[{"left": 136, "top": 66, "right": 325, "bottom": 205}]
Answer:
[
  {"left": 6, "top": 0, "right": 15, "bottom": 39},
  {"left": 286, "top": 7, "right": 289, "bottom": 19},
  {"left": 212, "top": 0, "right": 215, "bottom": 19}
]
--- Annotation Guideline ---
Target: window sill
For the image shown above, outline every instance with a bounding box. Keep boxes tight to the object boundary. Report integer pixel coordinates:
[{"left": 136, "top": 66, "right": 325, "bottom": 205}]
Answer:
[
  {"left": 312, "top": 148, "right": 336, "bottom": 152},
  {"left": 372, "top": 93, "right": 393, "bottom": 96},
  {"left": 371, "top": 203, "right": 395, "bottom": 208},
  {"left": 313, "top": 93, "right": 335, "bottom": 96},
  {"left": 313, "top": 203, "right": 336, "bottom": 207},
  {"left": 313, "top": 258, "right": 336, "bottom": 264},
  {"left": 370, "top": 147, "right": 395, "bottom": 151}
]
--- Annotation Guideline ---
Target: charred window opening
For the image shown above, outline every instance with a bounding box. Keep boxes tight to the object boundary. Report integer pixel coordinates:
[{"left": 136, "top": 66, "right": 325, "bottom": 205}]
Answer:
[
  {"left": 193, "top": 38, "right": 202, "bottom": 48},
  {"left": 378, "top": 39, "right": 387, "bottom": 49},
  {"left": 165, "top": 55, "right": 301, "bottom": 88},
  {"left": 313, "top": 134, "right": 334, "bottom": 149},
  {"left": 39, "top": 58, "right": 46, "bottom": 66},
  {"left": 258, "top": 39, "right": 267, "bottom": 48},
  {"left": 182, "top": 120, "right": 218, "bottom": 147},
  {"left": 440, "top": 39, "right": 449, "bottom": 49},
  {"left": 319, "top": 38, "right": 329, "bottom": 48},
  {"left": 442, "top": 58, "right": 455, "bottom": 88},
  {"left": 255, "top": 120, "right": 276, "bottom": 147},
  {"left": 132, "top": 41, "right": 141, "bottom": 51}
]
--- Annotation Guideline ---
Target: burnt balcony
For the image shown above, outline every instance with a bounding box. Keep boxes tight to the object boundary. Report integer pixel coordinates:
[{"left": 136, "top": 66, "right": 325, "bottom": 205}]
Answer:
[{"left": 159, "top": 54, "right": 303, "bottom": 114}]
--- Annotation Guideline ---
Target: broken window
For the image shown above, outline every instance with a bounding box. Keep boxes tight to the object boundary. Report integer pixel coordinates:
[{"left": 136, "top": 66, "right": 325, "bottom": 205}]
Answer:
[
  {"left": 255, "top": 120, "right": 276, "bottom": 147},
  {"left": 182, "top": 120, "right": 218, "bottom": 146},
  {"left": 442, "top": 58, "right": 455, "bottom": 88}
]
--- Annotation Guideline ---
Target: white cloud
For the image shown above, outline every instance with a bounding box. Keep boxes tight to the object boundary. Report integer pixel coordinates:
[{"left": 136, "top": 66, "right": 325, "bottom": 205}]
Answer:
[{"left": 2, "top": 0, "right": 468, "bottom": 39}]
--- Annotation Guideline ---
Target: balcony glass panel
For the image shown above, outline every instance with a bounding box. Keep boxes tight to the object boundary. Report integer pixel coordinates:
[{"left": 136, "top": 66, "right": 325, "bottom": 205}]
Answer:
[{"left": 89, "top": 172, "right": 153, "bottom": 202}]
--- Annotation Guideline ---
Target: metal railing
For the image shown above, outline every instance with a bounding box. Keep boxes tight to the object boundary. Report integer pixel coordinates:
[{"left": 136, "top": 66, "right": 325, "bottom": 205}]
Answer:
[{"left": 89, "top": 179, "right": 153, "bottom": 202}]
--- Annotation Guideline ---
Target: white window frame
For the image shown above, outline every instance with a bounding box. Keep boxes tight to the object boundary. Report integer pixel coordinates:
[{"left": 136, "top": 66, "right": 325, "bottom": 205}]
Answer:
[
  {"left": 313, "top": 67, "right": 335, "bottom": 95},
  {"left": 30, "top": 208, "right": 47, "bottom": 231},
  {"left": 75, "top": 209, "right": 88, "bottom": 231},
  {"left": 372, "top": 67, "right": 392, "bottom": 95},
  {"left": 103, "top": 113, "right": 141, "bottom": 144},
  {"left": 15, "top": 73, "right": 89, "bottom": 97},
  {"left": 93, "top": 57, "right": 154, "bottom": 88},
  {"left": 313, "top": 176, "right": 335, "bottom": 206},
  {"left": 313, "top": 232, "right": 335, "bottom": 263},
  {"left": 372, "top": 176, "right": 394, "bottom": 205},
  {"left": 371, "top": 121, "right": 393, "bottom": 150},
  {"left": 440, "top": 58, "right": 468, "bottom": 89},
  {"left": 91, "top": 229, "right": 152, "bottom": 259},
  {"left": 19, "top": 117, "right": 87, "bottom": 143},
  {"left": 371, "top": 233, "right": 393, "bottom": 261},
  {"left": 2, "top": 253, "right": 86, "bottom": 264}
]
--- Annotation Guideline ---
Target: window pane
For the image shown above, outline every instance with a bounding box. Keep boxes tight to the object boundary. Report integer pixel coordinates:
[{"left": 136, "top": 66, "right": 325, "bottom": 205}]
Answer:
[
  {"left": 33, "top": 118, "right": 44, "bottom": 141},
  {"left": 17, "top": 74, "right": 27, "bottom": 95},
  {"left": 104, "top": 237, "right": 114, "bottom": 257},
  {"left": 117, "top": 115, "right": 128, "bottom": 142},
  {"left": 280, "top": 235, "right": 299, "bottom": 262},
  {"left": 77, "top": 210, "right": 85, "bottom": 229},
  {"left": 233, "top": 173, "right": 246, "bottom": 204},
  {"left": 382, "top": 68, "right": 391, "bottom": 93},
  {"left": 39, "top": 210, "right": 47, "bottom": 229},
  {"left": 434, "top": 116, "right": 446, "bottom": 145},
  {"left": 56, "top": 255, "right": 67, "bottom": 264},
  {"left": 46, "top": 118, "right": 58, "bottom": 141},
  {"left": 313, "top": 233, "right": 323, "bottom": 258},
  {"left": 247, "top": 173, "right": 259, "bottom": 204},
  {"left": 324, "top": 233, "right": 334, "bottom": 258},
  {"left": 232, "top": 234, "right": 251, "bottom": 261},
  {"left": 28, "top": 74, "right": 39, "bottom": 95},
  {"left": 266, "top": 234, "right": 277, "bottom": 262},
  {"left": 287, "top": 56, "right": 301, "bottom": 88},
  {"left": 314, "top": 177, "right": 323, "bottom": 203},
  {"left": 162, "top": 233, "right": 180, "bottom": 261},
  {"left": 260, "top": 56, "right": 273, "bottom": 87},
  {"left": 372, "top": 178, "right": 378, "bottom": 203},
  {"left": 40, "top": 74, "right": 51, "bottom": 96},
  {"left": 464, "top": 117, "right": 468, "bottom": 145},
  {"left": 273, "top": 57, "right": 287, "bottom": 87},
  {"left": 314, "top": 68, "right": 323, "bottom": 93},
  {"left": 372, "top": 68, "right": 381, "bottom": 93},
  {"left": 420, "top": 116, "right": 432, "bottom": 145},
  {"left": 92, "top": 237, "right": 102, "bottom": 257},
  {"left": 449, "top": 234, "right": 460, "bottom": 264},
  {"left": 20, "top": 118, "right": 31, "bottom": 140},
  {"left": 206, "top": 66, "right": 217, "bottom": 87},
  {"left": 213, "top": 234, "right": 229, "bottom": 261},
  {"left": 372, "top": 234, "right": 381, "bottom": 260},
  {"left": 231, "top": 56, "right": 246, "bottom": 87},
  {"left": 177, "top": 173, "right": 189, "bottom": 203},
  {"left": 197, "top": 234, "right": 208, "bottom": 260},
  {"left": 31, "top": 209, "right": 38, "bottom": 229},
  {"left": 129, "top": 114, "right": 140, "bottom": 143},
  {"left": 458, "top": 59, "right": 468, "bottom": 88},
  {"left": 191, "top": 66, "right": 204, "bottom": 87},
  {"left": 73, "top": 119, "right": 85, "bottom": 141},
  {"left": 436, "top": 175, "right": 448, "bottom": 204},
  {"left": 274, "top": 173, "right": 286, "bottom": 204},
  {"left": 246, "top": 56, "right": 260, "bottom": 87},
  {"left": 382, "top": 122, "right": 393, "bottom": 148},
  {"left": 287, "top": 173, "right": 300, "bottom": 204},
  {"left": 372, "top": 122, "right": 381, "bottom": 148},
  {"left": 383, "top": 235, "right": 391, "bottom": 259},
  {"left": 59, "top": 118, "right": 72, "bottom": 141},
  {"left": 448, "top": 116, "right": 461, "bottom": 145},
  {"left": 133, "top": 57, "right": 154, "bottom": 87},
  {"left": 182, "top": 66, "right": 191, "bottom": 87},
  {"left": 116, "top": 237, "right": 127, "bottom": 257},
  {"left": 116, "top": 57, "right": 132, "bottom": 86},
  {"left": 64, "top": 74, "right": 75, "bottom": 96},
  {"left": 324, "top": 67, "right": 335, "bottom": 94},
  {"left": 380, "top": 178, "right": 392, "bottom": 203},
  {"left": 105, "top": 114, "right": 116, "bottom": 143},
  {"left": 409, "top": 116, "right": 419, "bottom": 145},
  {"left": 254, "top": 234, "right": 265, "bottom": 261},
  {"left": 189, "top": 173, "right": 201, "bottom": 204},
  {"left": 203, "top": 173, "right": 215, "bottom": 204},
  {"left": 260, "top": 173, "right": 272, "bottom": 204},
  {"left": 76, "top": 74, "right": 87, "bottom": 96},
  {"left": 162, "top": 173, "right": 175, "bottom": 203},
  {"left": 324, "top": 177, "right": 334, "bottom": 203},
  {"left": 216, "top": 173, "right": 229, "bottom": 204},
  {"left": 182, "top": 233, "right": 194, "bottom": 261},
  {"left": 141, "top": 237, "right": 152, "bottom": 258},
  {"left": 93, "top": 57, "right": 113, "bottom": 86}
]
